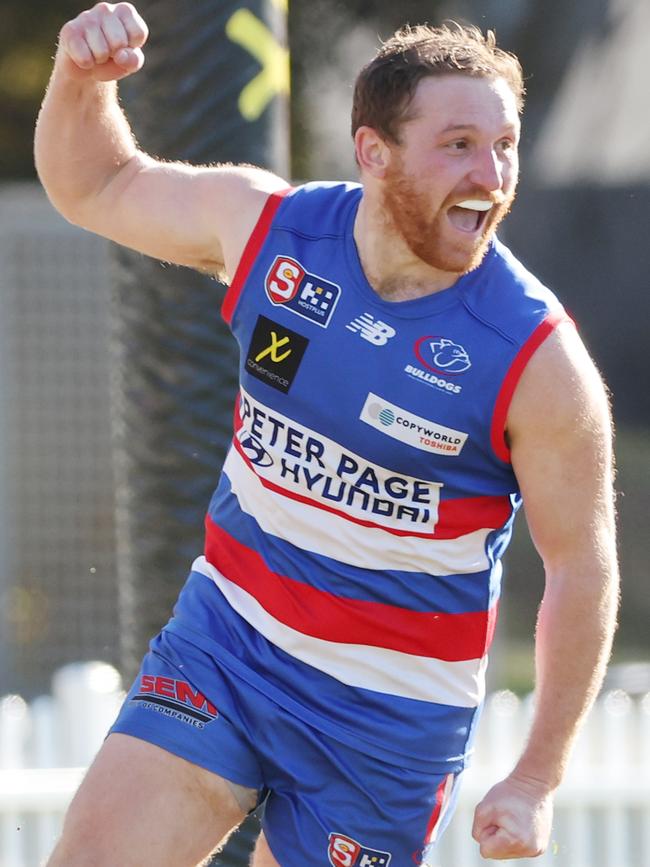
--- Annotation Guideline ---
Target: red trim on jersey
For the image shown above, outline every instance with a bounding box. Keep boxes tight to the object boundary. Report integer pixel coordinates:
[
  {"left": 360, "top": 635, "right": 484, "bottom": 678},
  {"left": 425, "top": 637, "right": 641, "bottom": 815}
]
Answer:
[
  {"left": 490, "top": 310, "right": 569, "bottom": 463},
  {"left": 435, "top": 495, "right": 512, "bottom": 539},
  {"left": 204, "top": 517, "right": 497, "bottom": 661},
  {"left": 221, "top": 187, "right": 293, "bottom": 325},
  {"left": 231, "top": 430, "right": 512, "bottom": 540},
  {"left": 424, "top": 774, "right": 452, "bottom": 844}
]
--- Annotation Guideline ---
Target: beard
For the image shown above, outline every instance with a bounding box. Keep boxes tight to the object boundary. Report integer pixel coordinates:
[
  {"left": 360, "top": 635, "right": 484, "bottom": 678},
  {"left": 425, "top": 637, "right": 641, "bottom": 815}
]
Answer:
[{"left": 381, "top": 156, "right": 516, "bottom": 275}]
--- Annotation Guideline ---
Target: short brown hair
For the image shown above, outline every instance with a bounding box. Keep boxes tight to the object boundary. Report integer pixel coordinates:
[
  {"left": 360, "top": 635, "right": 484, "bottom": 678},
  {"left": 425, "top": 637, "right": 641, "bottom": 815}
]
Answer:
[{"left": 351, "top": 22, "right": 525, "bottom": 143}]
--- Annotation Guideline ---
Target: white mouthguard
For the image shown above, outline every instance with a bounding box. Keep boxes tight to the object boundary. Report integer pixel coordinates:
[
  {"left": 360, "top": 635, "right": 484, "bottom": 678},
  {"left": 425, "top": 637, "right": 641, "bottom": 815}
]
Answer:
[{"left": 456, "top": 199, "right": 493, "bottom": 211}]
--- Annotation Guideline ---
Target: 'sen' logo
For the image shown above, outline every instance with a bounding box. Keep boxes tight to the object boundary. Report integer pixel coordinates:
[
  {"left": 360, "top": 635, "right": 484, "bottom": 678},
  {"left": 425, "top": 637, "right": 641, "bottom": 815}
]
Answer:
[{"left": 255, "top": 331, "right": 292, "bottom": 364}]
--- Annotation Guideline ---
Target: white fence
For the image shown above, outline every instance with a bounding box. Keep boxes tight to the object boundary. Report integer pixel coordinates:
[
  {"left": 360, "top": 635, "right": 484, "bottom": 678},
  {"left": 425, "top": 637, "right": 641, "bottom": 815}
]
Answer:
[
  {"left": 0, "top": 663, "right": 124, "bottom": 867},
  {"left": 436, "top": 688, "right": 650, "bottom": 867},
  {"left": 1, "top": 664, "right": 650, "bottom": 867}
]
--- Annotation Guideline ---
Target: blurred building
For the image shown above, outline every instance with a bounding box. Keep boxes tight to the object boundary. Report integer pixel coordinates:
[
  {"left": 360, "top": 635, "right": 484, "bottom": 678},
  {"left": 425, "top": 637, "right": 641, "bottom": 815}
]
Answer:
[
  {"left": 0, "top": 184, "right": 119, "bottom": 698},
  {"left": 531, "top": 0, "right": 650, "bottom": 186}
]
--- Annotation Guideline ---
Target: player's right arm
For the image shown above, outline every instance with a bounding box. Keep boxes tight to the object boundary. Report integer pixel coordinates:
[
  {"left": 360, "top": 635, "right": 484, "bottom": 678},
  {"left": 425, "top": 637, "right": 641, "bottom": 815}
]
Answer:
[{"left": 34, "top": 2, "right": 288, "bottom": 278}]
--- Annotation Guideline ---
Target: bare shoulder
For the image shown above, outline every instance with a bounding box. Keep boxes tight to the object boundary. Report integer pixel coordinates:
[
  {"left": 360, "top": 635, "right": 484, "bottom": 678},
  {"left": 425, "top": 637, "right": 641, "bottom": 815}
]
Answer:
[
  {"left": 507, "top": 320, "right": 612, "bottom": 449},
  {"left": 88, "top": 155, "right": 290, "bottom": 276},
  {"left": 507, "top": 320, "right": 615, "bottom": 562},
  {"left": 193, "top": 163, "right": 290, "bottom": 278}
]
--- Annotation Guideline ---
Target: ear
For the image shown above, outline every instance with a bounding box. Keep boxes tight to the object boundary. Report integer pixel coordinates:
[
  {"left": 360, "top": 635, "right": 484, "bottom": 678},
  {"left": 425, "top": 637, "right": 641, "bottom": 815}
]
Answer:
[{"left": 354, "top": 126, "right": 393, "bottom": 178}]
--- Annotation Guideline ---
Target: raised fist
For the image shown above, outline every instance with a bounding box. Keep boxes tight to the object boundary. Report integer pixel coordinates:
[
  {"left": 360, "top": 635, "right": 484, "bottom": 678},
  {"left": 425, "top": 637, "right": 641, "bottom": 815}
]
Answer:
[{"left": 58, "top": 2, "right": 149, "bottom": 81}]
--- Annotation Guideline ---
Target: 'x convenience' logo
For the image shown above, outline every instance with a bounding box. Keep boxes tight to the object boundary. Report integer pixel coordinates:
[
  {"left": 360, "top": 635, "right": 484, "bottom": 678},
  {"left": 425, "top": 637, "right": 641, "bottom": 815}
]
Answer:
[
  {"left": 246, "top": 315, "right": 308, "bottom": 394},
  {"left": 255, "top": 331, "right": 292, "bottom": 364}
]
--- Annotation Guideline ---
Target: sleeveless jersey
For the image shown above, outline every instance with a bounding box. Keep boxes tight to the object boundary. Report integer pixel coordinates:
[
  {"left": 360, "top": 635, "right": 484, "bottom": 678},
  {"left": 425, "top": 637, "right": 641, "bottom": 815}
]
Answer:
[{"left": 167, "top": 181, "right": 567, "bottom": 772}]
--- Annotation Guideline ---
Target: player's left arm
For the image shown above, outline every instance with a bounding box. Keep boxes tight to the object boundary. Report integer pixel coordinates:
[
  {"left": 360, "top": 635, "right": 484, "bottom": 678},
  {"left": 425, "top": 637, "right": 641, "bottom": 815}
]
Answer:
[{"left": 472, "top": 320, "right": 620, "bottom": 860}]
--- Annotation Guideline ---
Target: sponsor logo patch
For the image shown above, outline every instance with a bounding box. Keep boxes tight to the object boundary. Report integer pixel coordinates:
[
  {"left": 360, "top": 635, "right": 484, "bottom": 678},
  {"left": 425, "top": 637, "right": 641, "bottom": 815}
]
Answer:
[
  {"left": 405, "top": 336, "right": 472, "bottom": 396},
  {"left": 236, "top": 430, "right": 274, "bottom": 467},
  {"left": 346, "top": 313, "right": 396, "bottom": 346},
  {"left": 360, "top": 393, "right": 468, "bottom": 456},
  {"left": 265, "top": 255, "right": 341, "bottom": 327},
  {"left": 245, "top": 315, "right": 308, "bottom": 394},
  {"left": 416, "top": 336, "right": 472, "bottom": 375},
  {"left": 328, "top": 832, "right": 392, "bottom": 867},
  {"left": 237, "top": 387, "right": 441, "bottom": 532},
  {"left": 131, "top": 676, "right": 218, "bottom": 729}
]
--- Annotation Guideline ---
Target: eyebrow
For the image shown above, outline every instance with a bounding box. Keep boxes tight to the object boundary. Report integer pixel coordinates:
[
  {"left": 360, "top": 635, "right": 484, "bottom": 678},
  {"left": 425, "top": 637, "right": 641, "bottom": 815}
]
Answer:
[{"left": 440, "top": 123, "right": 519, "bottom": 135}]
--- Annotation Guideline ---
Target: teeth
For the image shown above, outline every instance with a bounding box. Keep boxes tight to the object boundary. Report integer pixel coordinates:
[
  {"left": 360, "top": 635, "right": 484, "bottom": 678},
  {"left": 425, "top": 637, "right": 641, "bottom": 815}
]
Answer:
[{"left": 456, "top": 199, "right": 492, "bottom": 211}]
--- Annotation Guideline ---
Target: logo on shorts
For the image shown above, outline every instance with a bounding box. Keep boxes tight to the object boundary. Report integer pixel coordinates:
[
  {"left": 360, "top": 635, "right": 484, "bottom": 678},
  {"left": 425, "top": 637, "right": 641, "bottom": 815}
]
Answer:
[
  {"left": 131, "top": 676, "right": 218, "bottom": 729},
  {"left": 265, "top": 255, "right": 341, "bottom": 327},
  {"left": 328, "top": 832, "right": 392, "bottom": 867}
]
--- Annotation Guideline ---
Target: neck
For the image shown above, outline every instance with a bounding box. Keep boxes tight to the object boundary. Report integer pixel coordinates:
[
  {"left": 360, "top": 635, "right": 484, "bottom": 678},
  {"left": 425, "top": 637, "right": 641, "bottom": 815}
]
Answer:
[{"left": 353, "top": 193, "right": 461, "bottom": 302}]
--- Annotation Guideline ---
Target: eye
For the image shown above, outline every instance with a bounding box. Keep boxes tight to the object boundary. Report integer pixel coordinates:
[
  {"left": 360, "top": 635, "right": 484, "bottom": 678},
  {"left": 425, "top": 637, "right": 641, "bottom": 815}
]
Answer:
[
  {"left": 498, "top": 138, "right": 516, "bottom": 153},
  {"left": 447, "top": 139, "right": 469, "bottom": 151}
]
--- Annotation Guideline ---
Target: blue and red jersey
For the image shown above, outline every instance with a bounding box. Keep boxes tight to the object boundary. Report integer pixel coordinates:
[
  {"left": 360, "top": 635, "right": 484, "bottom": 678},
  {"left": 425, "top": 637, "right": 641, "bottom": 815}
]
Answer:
[{"left": 167, "top": 181, "right": 567, "bottom": 772}]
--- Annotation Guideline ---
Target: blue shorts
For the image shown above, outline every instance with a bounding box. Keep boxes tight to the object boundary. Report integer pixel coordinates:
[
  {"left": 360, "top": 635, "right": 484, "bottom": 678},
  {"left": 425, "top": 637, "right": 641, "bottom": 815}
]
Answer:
[{"left": 110, "top": 628, "right": 461, "bottom": 866}]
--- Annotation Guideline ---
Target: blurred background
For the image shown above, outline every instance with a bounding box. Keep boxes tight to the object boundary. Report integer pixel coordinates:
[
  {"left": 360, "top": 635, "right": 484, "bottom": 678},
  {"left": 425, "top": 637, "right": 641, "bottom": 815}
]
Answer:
[
  {"left": 0, "top": 0, "right": 648, "bottom": 699},
  {"left": 0, "top": 1, "right": 648, "bottom": 865}
]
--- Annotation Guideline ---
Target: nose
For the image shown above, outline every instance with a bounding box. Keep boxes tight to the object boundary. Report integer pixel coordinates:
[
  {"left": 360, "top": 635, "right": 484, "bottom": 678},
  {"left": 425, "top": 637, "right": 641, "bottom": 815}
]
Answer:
[{"left": 467, "top": 146, "right": 504, "bottom": 192}]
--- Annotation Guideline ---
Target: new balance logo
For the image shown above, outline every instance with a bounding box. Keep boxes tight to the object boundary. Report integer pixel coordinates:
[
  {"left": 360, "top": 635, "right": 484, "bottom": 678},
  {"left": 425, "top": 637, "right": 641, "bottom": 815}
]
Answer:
[{"left": 347, "top": 313, "right": 396, "bottom": 346}]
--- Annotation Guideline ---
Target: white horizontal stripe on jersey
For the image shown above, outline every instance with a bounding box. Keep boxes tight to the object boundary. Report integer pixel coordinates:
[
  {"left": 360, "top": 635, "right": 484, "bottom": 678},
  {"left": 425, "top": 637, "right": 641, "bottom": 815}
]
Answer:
[
  {"left": 223, "top": 446, "right": 491, "bottom": 576},
  {"left": 193, "top": 556, "right": 487, "bottom": 708}
]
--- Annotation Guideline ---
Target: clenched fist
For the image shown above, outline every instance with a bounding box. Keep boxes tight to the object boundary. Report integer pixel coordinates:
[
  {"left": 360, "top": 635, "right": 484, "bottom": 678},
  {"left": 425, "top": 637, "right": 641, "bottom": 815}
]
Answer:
[
  {"left": 472, "top": 774, "right": 554, "bottom": 860},
  {"left": 58, "top": 2, "right": 148, "bottom": 81}
]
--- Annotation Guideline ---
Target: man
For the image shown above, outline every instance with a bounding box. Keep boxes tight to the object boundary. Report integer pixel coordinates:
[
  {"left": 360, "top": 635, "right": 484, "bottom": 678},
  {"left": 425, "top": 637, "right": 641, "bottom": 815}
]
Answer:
[{"left": 35, "top": 3, "right": 619, "bottom": 865}]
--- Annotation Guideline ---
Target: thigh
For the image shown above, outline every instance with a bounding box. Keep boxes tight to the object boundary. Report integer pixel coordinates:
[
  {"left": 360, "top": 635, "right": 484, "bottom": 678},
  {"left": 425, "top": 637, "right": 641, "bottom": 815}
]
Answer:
[
  {"left": 48, "top": 733, "right": 249, "bottom": 867},
  {"left": 258, "top": 713, "right": 461, "bottom": 867},
  {"left": 251, "top": 831, "right": 281, "bottom": 867},
  {"left": 110, "top": 632, "right": 266, "bottom": 790}
]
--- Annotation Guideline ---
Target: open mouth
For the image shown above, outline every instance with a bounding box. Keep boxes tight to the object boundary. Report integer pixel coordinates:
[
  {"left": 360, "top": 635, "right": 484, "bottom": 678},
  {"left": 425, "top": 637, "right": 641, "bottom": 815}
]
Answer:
[{"left": 447, "top": 199, "right": 493, "bottom": 234}]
